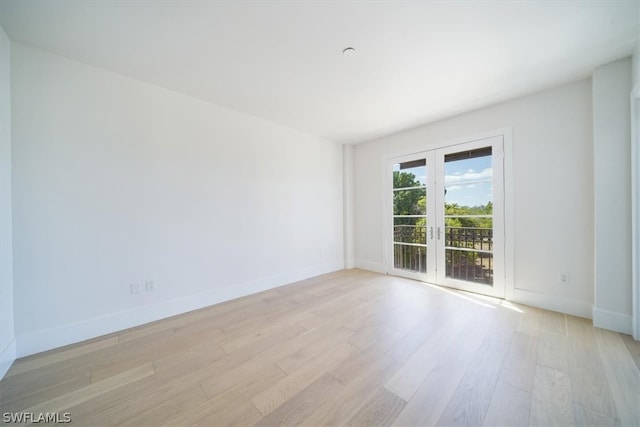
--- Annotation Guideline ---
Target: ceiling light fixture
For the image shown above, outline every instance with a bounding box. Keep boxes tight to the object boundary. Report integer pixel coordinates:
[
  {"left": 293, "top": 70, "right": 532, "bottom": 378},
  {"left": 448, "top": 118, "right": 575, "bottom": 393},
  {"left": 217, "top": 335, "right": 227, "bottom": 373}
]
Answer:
[{"left": 342, "top": 47, "right": 356, "bottom": 57}]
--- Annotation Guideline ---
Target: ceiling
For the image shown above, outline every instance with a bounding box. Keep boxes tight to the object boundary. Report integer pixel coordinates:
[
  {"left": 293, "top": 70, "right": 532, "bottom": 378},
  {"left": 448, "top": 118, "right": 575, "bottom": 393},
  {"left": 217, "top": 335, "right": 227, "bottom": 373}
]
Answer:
[{"left": 0, "top": 1, "right": 638, "bottom": 144}]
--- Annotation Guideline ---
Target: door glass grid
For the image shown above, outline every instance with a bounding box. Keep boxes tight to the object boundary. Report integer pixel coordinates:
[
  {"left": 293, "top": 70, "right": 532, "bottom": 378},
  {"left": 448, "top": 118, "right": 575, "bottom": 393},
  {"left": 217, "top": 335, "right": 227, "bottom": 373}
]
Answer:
[
  {"left": 444, "top": 147, "right": 493, "bottom": 285},
  {"left": 392, "top": 160, "right": 427, "bottom": 273}
]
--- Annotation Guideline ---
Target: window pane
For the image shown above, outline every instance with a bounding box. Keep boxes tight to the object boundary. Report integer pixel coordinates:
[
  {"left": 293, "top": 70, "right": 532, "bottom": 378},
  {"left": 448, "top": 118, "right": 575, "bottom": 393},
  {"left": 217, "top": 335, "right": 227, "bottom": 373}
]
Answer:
[
  {"left": 394, "top": 217, "right": 427, "bottom": 244},
  {"left": 446, "top": 249, "right": 493, "bottom": 285},
  {"left": 393, "top": 160, "right": 426, "bottom": 189},
  {"left": 394, "top": 244, "right": 427, "bottom": 273},
  {"left": 444, "top": 221, "right": 493, "bottom": 251},
  {"left": 444, "top": 148, "right": 492, "bottom": 209},
  {"left": 393, "top": 188, "right": 426, "bottom": 215},
  {"left": 445, "top": 182, "right": 492, "bottom": 210}
]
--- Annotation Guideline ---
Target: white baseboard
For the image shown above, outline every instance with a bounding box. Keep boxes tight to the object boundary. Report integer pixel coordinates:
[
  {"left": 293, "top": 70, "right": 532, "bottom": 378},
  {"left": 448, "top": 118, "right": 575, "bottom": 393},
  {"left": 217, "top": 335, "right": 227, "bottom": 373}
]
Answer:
[
  {"left": 510, "top": 289, "right": 592, "bottom": 319},
  {"left": 16, "top": 261, "right": 344, "bottom": 358},
  {"left": 352, "top": 265, "right": 594, "bottom": 321},
  {"left": 0, "top": 338, "right": 16, "bottom": 380},
  {"left": 354, "top": 259, "right": 387, "bottom": 274},
  {"left": 592, "top": 306, "right": 633, "bottom": 334}
]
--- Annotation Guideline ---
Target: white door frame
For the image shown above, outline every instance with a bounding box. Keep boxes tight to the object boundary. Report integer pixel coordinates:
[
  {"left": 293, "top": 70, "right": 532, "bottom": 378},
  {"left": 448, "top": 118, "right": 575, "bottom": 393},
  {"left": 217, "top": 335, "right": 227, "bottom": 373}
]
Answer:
[
  {"left": 383, "top": 129, "right": 513, "bottom": 299},
  {"left": 385, "top": 150, "right": 437, "bottom": 283},
  {"left": 434, "top": 135, "right": 505, "bottom": 298}
]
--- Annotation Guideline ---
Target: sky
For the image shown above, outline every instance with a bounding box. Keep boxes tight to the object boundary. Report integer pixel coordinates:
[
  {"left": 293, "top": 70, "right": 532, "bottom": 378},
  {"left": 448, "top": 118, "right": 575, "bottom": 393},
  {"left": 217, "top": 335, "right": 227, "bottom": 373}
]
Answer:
[
  {"left": 394, "top": 154, "right": 492, "bottom": 208},
  {"left": 444, "top": 156, "right": 492, "bottom": 208}
]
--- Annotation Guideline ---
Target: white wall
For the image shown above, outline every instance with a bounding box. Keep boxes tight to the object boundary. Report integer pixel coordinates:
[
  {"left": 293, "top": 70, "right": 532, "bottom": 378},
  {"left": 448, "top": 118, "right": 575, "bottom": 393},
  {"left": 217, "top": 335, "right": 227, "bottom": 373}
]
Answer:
[
  {"left": 634, "top": 42, "right": 640, "bottom": 86},
  {"left": 593, "top": 58, "right": 633, "bottom": 334},
  {"left": 632, "top": 42, "right": 640, "bottom": 339},
  {"left": 11, "top": 44, "right": 344, "bottom": 357},
  {"left": 343, "top": 144, "right": 355, "bottom": 269},
  {"left": 0, "top": 25, "right": 15, "bottom": 378},
  {"left": 354, "top": 79, "right": 594, "bottom": 317}
]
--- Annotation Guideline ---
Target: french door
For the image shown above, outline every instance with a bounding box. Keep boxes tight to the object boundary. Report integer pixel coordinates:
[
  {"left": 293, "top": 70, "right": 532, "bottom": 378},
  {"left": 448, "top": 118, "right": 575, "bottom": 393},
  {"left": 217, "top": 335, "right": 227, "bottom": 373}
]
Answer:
[{"left": 387, "top": 136, "right": 505, "bottom": 298}]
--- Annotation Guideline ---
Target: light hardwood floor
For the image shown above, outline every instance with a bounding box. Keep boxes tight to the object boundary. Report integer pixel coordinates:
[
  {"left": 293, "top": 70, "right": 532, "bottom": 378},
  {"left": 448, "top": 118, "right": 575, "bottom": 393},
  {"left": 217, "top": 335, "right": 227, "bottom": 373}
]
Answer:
[{"left": 1, "top": 269, "right": 639, "bottom": 426}]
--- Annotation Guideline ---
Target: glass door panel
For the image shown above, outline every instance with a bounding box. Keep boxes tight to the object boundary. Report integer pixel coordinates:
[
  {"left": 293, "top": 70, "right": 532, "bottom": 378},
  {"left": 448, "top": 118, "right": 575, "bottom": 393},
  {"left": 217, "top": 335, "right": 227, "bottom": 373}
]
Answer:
[
  {"left": 389, "top": 155, "right": 436, "bottom": 283},
  {"left": 435, "top": 136, "right": 505, "bottom": 298},
  {"left": 392, "top": 159, "right": 426, "bottom": 274},
  {"left": 443, "top": 147, "right": 494, "bottom": 285}
]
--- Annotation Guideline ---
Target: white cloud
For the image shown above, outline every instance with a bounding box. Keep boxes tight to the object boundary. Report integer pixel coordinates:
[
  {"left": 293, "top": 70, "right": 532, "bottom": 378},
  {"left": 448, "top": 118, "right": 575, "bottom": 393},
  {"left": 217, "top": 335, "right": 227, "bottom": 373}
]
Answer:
[{"left": 445, "top": 168, "right": 492, "bottom": 184}]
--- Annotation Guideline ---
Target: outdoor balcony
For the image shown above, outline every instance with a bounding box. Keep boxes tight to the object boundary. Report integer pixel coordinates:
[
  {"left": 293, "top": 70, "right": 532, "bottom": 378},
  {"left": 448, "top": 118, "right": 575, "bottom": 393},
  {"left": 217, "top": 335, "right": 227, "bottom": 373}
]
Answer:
[{"left": 393, "top": 226, "right": 493, "bottom": 285}]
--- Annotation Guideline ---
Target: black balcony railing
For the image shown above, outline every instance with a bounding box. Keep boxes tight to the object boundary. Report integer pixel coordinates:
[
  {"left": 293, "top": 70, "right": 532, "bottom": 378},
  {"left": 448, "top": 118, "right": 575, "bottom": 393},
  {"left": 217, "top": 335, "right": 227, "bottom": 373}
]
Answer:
[
  {"left": 394, "top": 225, "right": 426, "bottom": 244},
  {"left": 445, "top": 227, "right": 493, "bottom": 251},
  {"left": 393, "top": 244, "right": 427, "bottom": 273},
  {"left": 393, "top": 226, "right": 493, "bottom": 285}
]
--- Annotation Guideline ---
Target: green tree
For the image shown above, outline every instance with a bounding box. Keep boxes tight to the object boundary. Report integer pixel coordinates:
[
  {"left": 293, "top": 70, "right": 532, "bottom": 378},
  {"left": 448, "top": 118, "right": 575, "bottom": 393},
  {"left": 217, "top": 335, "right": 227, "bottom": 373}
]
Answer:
[
  {"left": 393, "top": 171, "right": 425, "bottom": 216},
  {"left": 393, "top": 171, "right": 426, "bottom": 244},
  {"left": 445, "top": 201, "right": 492, "bottom": 228}
]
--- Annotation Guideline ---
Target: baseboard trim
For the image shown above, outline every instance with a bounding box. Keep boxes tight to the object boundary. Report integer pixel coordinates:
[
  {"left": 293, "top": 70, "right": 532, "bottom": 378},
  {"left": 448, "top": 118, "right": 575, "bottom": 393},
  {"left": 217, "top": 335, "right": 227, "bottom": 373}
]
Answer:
[
  {"left": 592, "top": 306, "right": 633, "bottom": 334},
  {"left": 351, "top": 266, "right": 593, "bottom": 320},
  {"left": 16, "top": 261, "right": 344, "bottom": 358},
  {"left": 509, "top": 289, "right": 592, "bottom": 319},
  {"left": 354, "top": 260, "right": 387, "bottom": 274},
  {"left": 0, "top": 338, "right": 16, "bottom": 380}
]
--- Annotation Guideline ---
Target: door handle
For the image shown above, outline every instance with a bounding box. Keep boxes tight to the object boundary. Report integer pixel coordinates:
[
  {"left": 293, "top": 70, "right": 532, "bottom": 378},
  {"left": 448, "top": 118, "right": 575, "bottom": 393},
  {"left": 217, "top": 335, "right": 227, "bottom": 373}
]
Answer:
[
  {"left": 429, "top": 226, "right": 433, "bottom": 240},
  {"left": 437, "top": 227, "right": 441, "bottom": 240}
]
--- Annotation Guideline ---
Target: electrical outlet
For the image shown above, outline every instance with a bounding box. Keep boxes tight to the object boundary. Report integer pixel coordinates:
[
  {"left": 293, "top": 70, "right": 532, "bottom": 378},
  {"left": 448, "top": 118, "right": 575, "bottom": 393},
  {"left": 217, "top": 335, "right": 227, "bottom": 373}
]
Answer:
[
  {"left": 130, "top": 282, "right": 141, "bottom": 295},
  {"left": 559, "top": 273, "right": 569, "bottom": 284},
  {"left": 145, "top": 280, "right": 155, "bottom": 292}
]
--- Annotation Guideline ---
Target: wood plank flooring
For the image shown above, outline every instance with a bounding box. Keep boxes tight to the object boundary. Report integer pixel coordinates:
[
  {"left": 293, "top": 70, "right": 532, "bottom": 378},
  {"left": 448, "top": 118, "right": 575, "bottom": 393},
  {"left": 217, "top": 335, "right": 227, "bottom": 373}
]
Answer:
[{"left": 1, "top": 269, "right": 639, "bottom": 426}]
